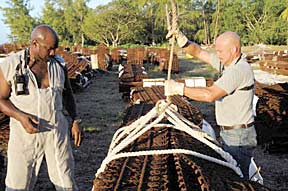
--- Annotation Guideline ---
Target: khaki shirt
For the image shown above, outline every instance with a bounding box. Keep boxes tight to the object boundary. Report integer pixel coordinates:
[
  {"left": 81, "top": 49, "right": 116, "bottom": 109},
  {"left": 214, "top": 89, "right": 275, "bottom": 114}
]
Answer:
[{"left": 210, "top": 53, "right": 254, "bottom": 126}]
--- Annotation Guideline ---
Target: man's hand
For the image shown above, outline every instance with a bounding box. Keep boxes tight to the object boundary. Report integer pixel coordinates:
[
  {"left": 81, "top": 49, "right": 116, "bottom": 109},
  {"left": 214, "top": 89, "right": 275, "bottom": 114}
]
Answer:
[
  {"left": 18, "top": 113, "right": 39, "bottom": 134},
  {"left": 166, "top": 29, "right": 189, "bottom": 48},
  {"left": 164, "top": 80, "right": 185, "bottom": 96},
  {"left": 71, "top": 120, "right": 82, "bottom": 147}
]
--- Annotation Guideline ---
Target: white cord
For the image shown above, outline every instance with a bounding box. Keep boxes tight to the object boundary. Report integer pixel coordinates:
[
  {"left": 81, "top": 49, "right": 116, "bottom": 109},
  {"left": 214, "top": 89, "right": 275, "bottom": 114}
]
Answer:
[{"left": 95, "top": 100, "right": 243, "bottom": 180}]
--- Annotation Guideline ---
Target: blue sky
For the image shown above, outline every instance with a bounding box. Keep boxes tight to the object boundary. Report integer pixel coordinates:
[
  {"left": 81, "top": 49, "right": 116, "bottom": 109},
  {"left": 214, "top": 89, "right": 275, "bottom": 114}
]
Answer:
[{"left": 0, "top": 0, "right": 111, "bottom": 44}]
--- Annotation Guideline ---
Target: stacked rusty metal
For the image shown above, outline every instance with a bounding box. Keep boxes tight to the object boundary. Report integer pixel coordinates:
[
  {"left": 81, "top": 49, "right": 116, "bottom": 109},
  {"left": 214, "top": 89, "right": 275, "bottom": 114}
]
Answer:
[
  {"left": 127, "top": 47, "right": 147, "bottom": 65},
  {"left": 0, "top": 113, "right": 9, "bottom": 156},
  {"left": 255, "top": 81, "right": 288, "bottom": 153},
  {"left": 147, "top": 48, "right": 179, "bottom": 73},
  {"left": 118, "top": 63, "right": 148, "bottom": 94},
  {"left": 119, "top": 47, "right": 148, "bottom": 94},
  {"left": 111, "top": 48, "right": 127, "bottom": 64},
  {"left": 93, "top": 86, "right": 269, "bottom": 191},
  {"left": 0, "top": 43, "right": 28, "bottom": 55},
  {"left": 94, "top": 44, "right": 110, "bottom": 71},
  {"left": 258, "top": 51, "right": 288, "bottom": 75},
  {"left": 57, "top": 48, "right": 93, "bottom": 91},
  {"left": 0, "top": 112, "right": 9, "bottom": 189}
]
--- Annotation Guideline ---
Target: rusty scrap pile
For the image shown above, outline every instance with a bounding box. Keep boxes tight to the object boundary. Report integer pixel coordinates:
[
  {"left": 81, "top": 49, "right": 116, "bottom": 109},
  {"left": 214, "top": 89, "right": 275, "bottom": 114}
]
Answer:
[
  {"left": 93, "top": 86, "right": 269, "bottom": 191},
  {"left": 0, "top": 113, "right": 9, "bottom": 156},
  {"left": 127, "top": 47, "right": 147, "bottom": 65},
  {"left": 118, "top": 63, "right": 148, "bottom": 94},
  {"left": 147, "top": 48, "right": 179, "bottom": 73},
  {"left": 130, "top": 86, "right": 203, "bottom": 126},
  {"left": 255, "top": 81, "right": 288, "bottom": 153},
  {"left": 0, "top": 112, "right": 8, "bottom": 191},
  {"left": 93, "top": 44, "right": 110, "bottom": 71},
  {"left": 111, "top": 48, "right": 127, "bottom": 64},
  {"left": 258, "top": 51, "right": 288, "bottom": 76},
  {"left": 0, "top": 43, "right": 28, "bottom": 55},
  {"left": 57, "top": 48, "right": 93, "bottom": 91}
]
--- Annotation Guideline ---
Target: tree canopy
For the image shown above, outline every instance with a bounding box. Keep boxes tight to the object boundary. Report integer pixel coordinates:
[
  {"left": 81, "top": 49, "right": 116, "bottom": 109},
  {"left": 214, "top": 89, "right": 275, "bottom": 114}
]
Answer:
[{"left": 1, "top": 0, "right": 288, "bottom": 46}]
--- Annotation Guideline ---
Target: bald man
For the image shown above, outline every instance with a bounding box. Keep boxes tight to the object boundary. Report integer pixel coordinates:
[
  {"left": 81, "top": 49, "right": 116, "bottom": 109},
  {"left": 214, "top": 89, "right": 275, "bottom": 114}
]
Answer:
[
  {"left": 165, "top": 31, "right": 256, "bottom": 179},
  {"left": 0, "top": 24, "right": 81, "bottom": 190}
]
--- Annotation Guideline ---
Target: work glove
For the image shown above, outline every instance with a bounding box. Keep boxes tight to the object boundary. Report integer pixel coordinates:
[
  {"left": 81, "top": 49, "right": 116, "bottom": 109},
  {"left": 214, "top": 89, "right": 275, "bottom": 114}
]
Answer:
[
  {"left": 166, "top": 29, "right": 189, "bottom": 48},
  {"left": 164, "top": 80, "right": 185, "bottom": 96}
]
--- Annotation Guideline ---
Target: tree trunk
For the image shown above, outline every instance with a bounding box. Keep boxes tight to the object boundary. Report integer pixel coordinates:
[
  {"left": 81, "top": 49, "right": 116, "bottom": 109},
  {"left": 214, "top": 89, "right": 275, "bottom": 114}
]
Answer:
[
  {"left": 213, "top": 0, "right": 220, "bottom": 44},
  {"left": 202, "top": 9, "right": 209, "bottom": 45},
  {"left": 81, "top": 33, "right": 85, "bottom": 47}
]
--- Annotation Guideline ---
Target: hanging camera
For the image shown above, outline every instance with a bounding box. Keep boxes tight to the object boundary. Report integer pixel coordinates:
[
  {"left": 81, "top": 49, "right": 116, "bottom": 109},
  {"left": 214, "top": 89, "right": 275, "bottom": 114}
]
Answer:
[{"left": 14, "top": 53, "right": 29, "bottom": 96}]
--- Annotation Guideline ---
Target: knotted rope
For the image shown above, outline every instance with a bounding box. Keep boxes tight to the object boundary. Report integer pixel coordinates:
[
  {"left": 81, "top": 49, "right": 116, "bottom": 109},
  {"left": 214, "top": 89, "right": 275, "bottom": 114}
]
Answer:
[{"left": 166, "top": 0, "right": 178, "bottom": 81}]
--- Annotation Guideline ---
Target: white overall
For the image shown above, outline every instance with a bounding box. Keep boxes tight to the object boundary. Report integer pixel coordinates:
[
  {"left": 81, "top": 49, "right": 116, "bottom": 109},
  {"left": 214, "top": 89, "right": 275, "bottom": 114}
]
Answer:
[{"left": 1, "top": 50, "right": 78, "bottom": 191}]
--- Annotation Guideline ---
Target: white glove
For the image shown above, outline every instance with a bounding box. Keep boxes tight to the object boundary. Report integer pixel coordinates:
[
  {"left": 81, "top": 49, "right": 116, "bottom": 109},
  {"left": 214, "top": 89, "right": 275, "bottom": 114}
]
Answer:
[
  {"left": 166, "top": 29, "right": 189, "bottom": 48},
  {"left": 164, "top": 80, "right": 185, "bottom": 96}
]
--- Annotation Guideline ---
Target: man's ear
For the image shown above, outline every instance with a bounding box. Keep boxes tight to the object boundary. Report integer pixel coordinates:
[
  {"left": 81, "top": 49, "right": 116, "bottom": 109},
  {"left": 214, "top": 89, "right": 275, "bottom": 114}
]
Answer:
[
  {"left": 231, "top": 45, "right": 238, "bottom": 55},
  {"left": 32, "top": 39, "right": 38, "bottom": 48}
]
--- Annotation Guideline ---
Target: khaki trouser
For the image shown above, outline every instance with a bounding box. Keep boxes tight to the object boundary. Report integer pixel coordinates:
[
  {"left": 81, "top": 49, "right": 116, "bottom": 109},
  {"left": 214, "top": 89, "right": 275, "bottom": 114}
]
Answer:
[{"left": 5, "top": 112, "right": 78, "bottom": 191}]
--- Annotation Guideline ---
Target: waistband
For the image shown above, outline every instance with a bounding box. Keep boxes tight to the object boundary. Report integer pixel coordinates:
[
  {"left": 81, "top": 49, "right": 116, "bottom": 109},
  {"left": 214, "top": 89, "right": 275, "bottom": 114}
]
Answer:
[{"left": 220, "top": 122, "right": 254, "bottom": 131}]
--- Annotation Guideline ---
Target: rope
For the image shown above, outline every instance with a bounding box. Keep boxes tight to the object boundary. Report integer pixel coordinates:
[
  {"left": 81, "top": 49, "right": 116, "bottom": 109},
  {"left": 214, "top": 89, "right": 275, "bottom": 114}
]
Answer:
[
  {"left": 96, "top": 148, "right": 241, "bottom": 178},
  {"left": 95, "top": 100, "right": 243, "bottom": 179},
  {"left": 165, "top": 0, "right": 179, "bottom": 104}
]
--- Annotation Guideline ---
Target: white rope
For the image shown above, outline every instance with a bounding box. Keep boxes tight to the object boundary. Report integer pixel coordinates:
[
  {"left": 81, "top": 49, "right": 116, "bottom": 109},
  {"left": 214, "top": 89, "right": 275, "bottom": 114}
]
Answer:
[
  {"left": 108, "top": 101, "right": 170, "bottom": 153},
  {"left": 95, "top": 100, "right": 243, "bottom": 180},
  {"left": 164, "top": 107, "right": 241, "bottom": 171},
  {"left": 96, "top": 148, "right": 241, "bottom": 177}
]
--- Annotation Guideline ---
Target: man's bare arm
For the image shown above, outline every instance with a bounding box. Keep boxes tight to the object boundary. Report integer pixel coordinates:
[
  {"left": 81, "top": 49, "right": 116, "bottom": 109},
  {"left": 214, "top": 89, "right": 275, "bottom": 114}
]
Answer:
[
  {"left": 0, "top": 68, "right": 38, "bottom": 133},
  {"left": 182, "top": 42, "right": 211, "bottom": 65},
  {"left": 62, "top": 66, "right": 82, "bottom": 147},
  {"left": 184, "top": 84, "right": 227, "bottom": 102}
]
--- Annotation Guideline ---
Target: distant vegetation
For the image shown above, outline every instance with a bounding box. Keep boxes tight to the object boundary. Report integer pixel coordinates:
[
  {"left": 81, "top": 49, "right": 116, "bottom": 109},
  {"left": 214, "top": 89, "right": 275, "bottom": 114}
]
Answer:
[{"left": 1, "top": 0, "right": 288, "bottom": 47}]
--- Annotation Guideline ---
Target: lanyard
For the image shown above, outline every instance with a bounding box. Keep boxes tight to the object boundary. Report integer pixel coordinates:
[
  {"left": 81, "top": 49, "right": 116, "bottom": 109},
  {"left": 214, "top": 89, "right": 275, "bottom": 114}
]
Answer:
[{"left": 218, "top": 53, "right": 242, "bottom": 79}]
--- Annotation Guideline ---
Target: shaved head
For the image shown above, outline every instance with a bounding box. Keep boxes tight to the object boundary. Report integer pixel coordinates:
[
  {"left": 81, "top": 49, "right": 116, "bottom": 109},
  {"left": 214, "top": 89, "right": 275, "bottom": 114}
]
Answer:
[
  {"left": 215, "top": 31, "right": 242, "bottom": 65},
  {"left": 216, "top": 31, "right": 241, "bottom": 51},
  {"left": 29, "top": 24, "right": 59, "bottom": 63},
  {"left": 31, "top": 24, "right": 59, "bottom": 48}
]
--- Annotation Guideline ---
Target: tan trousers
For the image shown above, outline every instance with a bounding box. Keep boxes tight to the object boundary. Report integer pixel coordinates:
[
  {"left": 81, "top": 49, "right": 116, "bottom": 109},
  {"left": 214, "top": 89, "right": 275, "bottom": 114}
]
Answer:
[{"left": 5, "top": 114, "right": 78, "bottom": 191}]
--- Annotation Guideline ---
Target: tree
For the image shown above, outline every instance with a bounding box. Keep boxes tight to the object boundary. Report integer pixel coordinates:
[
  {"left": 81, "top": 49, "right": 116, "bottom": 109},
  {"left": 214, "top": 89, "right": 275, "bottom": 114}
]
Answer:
[
  {"left": 42, "top": 0, "right": 70, "bottom": 44},
  {"left": 62, "top": 0, "right": 89, "bottom": 46},
  {"left": 83, "top": 0, "right": 144, "bottom": 47},
  {"left": 1, "top": 0, "right": 36, "bottom": 43},
  {"left": 243, "top": 0, "right": 288, "bottom": 45}
]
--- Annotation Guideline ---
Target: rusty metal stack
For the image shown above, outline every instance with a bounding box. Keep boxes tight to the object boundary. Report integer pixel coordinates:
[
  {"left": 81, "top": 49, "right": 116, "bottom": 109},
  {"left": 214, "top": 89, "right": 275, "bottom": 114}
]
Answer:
[
  {"left": 0, "top": 43, "right": 28, "bottom": 54},
  {"left": 255, "top": 81, "right": 288, "bottom": 153},
  {"left": 258, "top": 51, "right": 288, "bottom": 75},
  {"left": 111, "top": 48, "right": 126, "bottom": 64},
  {"left": 0, "top": 112, "right": 9, "bottom": 190},
  {"left": 118, "top": 63, "right": 148, "bottom": 94},
  {"left": 147, "top": 48, "right": 179, "bottom": 73},
  {"left": 127, "top": 47, "right": 147, "bottom": 65},
  {"left": 57, "top": 49, "right": 92, "bottom": 91},
  {"left": 94, "top": 44, "right": 110, "bottom": 71},
  {"left": 0, "top": 113, "right": 9, "bottom": 156},
  {"left": 93, "top": 86, "right": 269, "bottom": 191}
]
